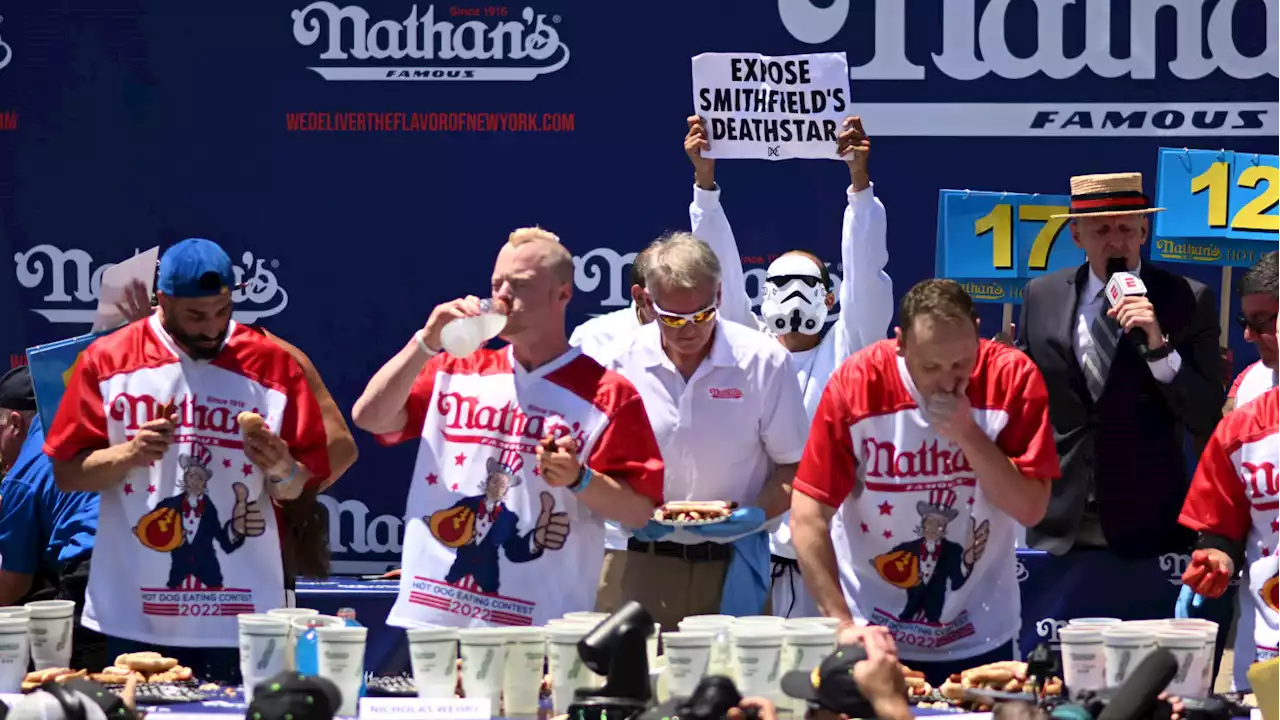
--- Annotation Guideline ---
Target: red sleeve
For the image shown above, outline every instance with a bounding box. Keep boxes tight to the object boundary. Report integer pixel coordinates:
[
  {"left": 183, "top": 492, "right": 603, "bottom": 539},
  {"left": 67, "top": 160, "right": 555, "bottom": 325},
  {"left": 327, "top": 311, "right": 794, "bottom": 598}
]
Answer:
[
  {"left": 374, "top": 354, "right": 445, "bottom": 447},
  {"left": 1179, "top": 420, "right": 1253, "bottom": 541},
  {"left": 587, "top": 396, "right": 664, "bottom": 505},
  {"left": 1226, "top": 364, "right": 1251, "bottom": 401},
  {"left": 43, "top": 348, "right": 111, "bottom": 462},
  {"left": 278, "top": 362, "right": 332, "bottom": 488},
  {"left": 794, "top": 370, "right": 857, "bottom": 508},
  {"left": 995, "top": 362, "right": 1062, "bottom": 481}
]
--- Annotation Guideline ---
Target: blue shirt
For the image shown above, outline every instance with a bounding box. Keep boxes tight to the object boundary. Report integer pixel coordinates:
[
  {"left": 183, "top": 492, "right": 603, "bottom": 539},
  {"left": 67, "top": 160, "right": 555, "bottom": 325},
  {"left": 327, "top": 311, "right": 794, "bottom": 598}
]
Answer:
[{"left": 0, "top": 416, "right": 98, "bottom": 576}]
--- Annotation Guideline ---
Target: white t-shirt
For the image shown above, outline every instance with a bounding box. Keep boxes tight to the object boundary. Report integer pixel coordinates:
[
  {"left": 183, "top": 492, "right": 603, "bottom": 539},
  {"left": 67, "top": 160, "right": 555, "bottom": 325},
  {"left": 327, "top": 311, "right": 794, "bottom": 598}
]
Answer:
[
  {"left": 376, "top": 345, "right": 664, "bottom": 628},
  {"left": 569, "top": 305, "right": 642, "bottom": 367},
  {"left": 1229, "top": 360, "right": 1278, "bottom": 408},
  {"left": 44, "top": 316, "right": 331, "bottom": 647},
  {"left": 795, "top": 340, "right": 1062, "bottom": 662},
  {"left": 609, "top": 318, "right": 809, "bottom": 520}
]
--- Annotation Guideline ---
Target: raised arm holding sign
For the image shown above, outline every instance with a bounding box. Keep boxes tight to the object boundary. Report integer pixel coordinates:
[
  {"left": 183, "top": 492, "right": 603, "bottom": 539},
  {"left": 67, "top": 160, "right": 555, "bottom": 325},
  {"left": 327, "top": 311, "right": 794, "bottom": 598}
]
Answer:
[{"left": 691, "top": 52, "right": 851, "bottom": 161}]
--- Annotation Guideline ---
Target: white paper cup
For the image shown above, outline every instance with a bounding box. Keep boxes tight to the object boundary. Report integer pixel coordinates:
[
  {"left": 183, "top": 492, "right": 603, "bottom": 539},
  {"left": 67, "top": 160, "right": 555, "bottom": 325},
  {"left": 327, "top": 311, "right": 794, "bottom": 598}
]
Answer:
[
  {"left": 1058, "top": 625, "right": 1107, "bottom": 696},
  {"left": 0, "top": 618, "right": 30, "bottom": 692},
  {"left": 1102, "top": 628, "right": 1155, "bottom": 687},
  {"left": 678, "top": 618, "right": 733, "bottom": 676},
  {"left": 502, "top": 627, "right": 546, "bottom": 715},
  {"left": 1156, "top": 630, "right": 1211, "bottom": 697},
  {"left": 1167, "top": 619, "right": 1218, "bottom": 692},
  {"left": 24, "top": 600, "right": 75, "bottom": 671},
  {"left": 407, "top": 628, "right": 459, "bottom": 699},
  {"left": 1069, "top": 617, "right": 1122, "bottom": 627},
  {"left": 731, "top": 631, "right": 784, "bottom": 702},
  {"left": 457, "top": 627, "right": 508, "bottom": 708},
  {"left": 316, "top": 625, "right": 368, "bottom": 717},
  {"left": 546, "top": 624, "right": 596, "bottom": 714},
  {"left": 267, "top": 609, "right": 319, "bottom": 671},
  {"left": 734, "top": 616, "right": 786, "bottom": 625},
  {"left": 0, "top": 609, "right": 30, "bottom": 620},
  {"left": 781, "top": 628, "right": 836, "bottom": 716},
  {"left": 561, "top": 612, "right": 609, "bottom": 627},
  {"left": 786, "top": 617, "right": 841, "bottom": 630},
  {"left": 662, "top": 632, "right": 715, "bottom": 699},
  {"left": 239, "top": 616, "right": 290, "bottom": 704}
]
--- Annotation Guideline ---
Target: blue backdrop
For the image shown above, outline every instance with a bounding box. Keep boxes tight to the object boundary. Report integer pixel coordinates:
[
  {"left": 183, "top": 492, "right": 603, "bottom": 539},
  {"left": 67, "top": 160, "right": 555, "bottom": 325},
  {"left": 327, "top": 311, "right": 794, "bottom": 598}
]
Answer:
[{"left": 0, "top": 1, "right": 1277, "bottom": 579}]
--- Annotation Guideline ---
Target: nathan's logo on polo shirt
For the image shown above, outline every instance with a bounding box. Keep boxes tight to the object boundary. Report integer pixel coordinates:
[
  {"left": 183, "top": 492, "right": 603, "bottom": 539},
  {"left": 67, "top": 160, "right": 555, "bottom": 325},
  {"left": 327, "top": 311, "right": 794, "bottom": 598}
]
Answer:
[
  {"left": 863, "top": 438, "right": 972, "bottom": 479},
  {"left": 291, "top": 3, "right": 570, "bottom": 82},
  {"left": 436, "top": 392, "right": 587, "bottom": 450},
  {"left": 708, "top": 387, "right": 744, "bottom": 400},
  {"left": 109, "top": 393, "right": 262, "bottom": 435}
]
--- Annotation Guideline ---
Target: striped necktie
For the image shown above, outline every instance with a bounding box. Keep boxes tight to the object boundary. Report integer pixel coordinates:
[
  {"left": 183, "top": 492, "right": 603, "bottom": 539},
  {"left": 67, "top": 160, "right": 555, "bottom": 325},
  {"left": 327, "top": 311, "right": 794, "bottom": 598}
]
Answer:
[{"left": 1082, "top": 289, "right": 1121, "bottom": 401}]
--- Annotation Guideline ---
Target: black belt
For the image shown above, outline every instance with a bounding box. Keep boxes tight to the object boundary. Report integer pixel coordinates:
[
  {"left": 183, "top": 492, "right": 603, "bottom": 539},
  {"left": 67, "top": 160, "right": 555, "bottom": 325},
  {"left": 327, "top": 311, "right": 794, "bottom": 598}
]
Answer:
[{"left": 627, "top": 538, "right": 733, "bottom": 563}]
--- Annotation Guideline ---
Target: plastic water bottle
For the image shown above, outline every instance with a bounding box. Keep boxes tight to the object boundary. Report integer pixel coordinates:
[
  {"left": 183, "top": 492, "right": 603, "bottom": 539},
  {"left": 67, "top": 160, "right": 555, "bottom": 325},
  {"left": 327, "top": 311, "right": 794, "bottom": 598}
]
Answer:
[
  {"left": 438, "top": 299, "right": 507, "bottom": 357},
  {"left": 338, "top": 608, "right": 368, "bottom": 700},
  {"left": 296, "top": 621, "right": 321, "bottom": 677}
]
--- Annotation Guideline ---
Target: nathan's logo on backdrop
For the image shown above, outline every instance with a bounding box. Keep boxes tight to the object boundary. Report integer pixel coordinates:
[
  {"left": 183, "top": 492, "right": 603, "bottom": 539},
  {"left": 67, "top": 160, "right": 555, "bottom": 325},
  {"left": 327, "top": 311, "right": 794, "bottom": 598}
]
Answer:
[
  {"left": 291, "top": 3, "right": 570, "bottom": 81},
  {"left": 14, "top": 245, "right": 290, "bottom": 325},
  {"left": 776, "top": 0, "right": 1278, "bottom": 137},
  {"left": 0, "top": 16, "right": 12, "bottom": 72}
]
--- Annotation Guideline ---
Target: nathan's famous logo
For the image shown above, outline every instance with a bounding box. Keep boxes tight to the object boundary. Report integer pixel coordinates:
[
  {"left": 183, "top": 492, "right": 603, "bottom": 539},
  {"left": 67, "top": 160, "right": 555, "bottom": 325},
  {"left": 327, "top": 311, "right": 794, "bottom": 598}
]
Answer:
[
  {"left": 776, "top": 0, "right": 1276, "bottom": 136},
  {"left": 14, "top": 245, "right": 289, "bottom": 325},
  {"left": 1155, "top": 239, "right": 1224, "bottom": 263},
  {"left": 291, "top": 3, "right": 569, "bottom": 81},
  {"left": 959, "top": 281, "right": 1009, "bottom": 302},
  {"left": 436, "top": 391, "right": 589, "bottom": 450},
  {"left": 862, "top": 438, "right": 972, "bottom": 479},
  {"left": 0, "top": 16, "right": 12, "bottom": 72},
  {"left": 107, "top": 393, "right": 263, "bottom": 434},
  {"left": 572, "top": 247, "right": 847, "bottom": 317}
]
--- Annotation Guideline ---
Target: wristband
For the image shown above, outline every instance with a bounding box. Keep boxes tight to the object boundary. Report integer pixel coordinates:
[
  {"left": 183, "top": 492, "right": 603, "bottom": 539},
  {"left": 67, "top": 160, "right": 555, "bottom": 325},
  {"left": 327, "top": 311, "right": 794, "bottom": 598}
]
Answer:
[
  {"left": 414, "top": 329, "right": 440, "bottom": 357},
  {"left": 570, "top": 466, "right": 593, "bottom": 495},
  {"left": 270, "top": 463, "right": 299, "bottom": 485},
  {"left": 1142, "top": 338, "right": 1174, "bottom": 360}
]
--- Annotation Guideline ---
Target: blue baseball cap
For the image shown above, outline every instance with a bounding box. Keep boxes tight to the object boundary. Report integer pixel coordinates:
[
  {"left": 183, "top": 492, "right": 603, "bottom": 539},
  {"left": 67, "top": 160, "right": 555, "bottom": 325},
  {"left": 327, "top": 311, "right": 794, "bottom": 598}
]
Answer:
[{"left": 157, "top": 238, "right": 235, "bottom": 298}]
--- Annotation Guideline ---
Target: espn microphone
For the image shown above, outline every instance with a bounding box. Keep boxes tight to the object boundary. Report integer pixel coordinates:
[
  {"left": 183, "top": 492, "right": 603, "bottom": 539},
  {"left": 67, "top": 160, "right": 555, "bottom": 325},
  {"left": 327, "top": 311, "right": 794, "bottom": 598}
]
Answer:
[
  {"left": 1095, "top": 648, "right": 1179, "bottom": 720},
  {"left": 1104, "top": 257, "right": 1149, "bottom": 352}
]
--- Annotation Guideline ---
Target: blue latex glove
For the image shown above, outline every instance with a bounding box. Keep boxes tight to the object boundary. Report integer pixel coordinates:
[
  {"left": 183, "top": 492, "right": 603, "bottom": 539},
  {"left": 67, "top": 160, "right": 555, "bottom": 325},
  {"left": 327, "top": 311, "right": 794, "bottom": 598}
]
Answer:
[
  {"left": 685, "top": 506, "right": 767, "bottom": 539},
  {"left": 1175, "top": 583, "right": 1206, "bottom": 618},
  {"left": 632, "top": 520, "right": 675, "bottom": 542}
]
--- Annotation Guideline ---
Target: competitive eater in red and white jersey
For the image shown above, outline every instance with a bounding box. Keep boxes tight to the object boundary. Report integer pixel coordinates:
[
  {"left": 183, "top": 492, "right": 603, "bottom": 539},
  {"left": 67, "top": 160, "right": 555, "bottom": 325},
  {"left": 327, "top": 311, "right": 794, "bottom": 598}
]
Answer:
[
  {"left": 1224, "top": 252, "right": 1278, "bottom": 415},
  {"left": 791, "top": 279, "right": 1060, "bottom": 684},
  {"left": 353, "top": 227, "right": 664, "bottom": 629},
  {"left": 44, "top": 238, "right": 331, "bottom": 683}
]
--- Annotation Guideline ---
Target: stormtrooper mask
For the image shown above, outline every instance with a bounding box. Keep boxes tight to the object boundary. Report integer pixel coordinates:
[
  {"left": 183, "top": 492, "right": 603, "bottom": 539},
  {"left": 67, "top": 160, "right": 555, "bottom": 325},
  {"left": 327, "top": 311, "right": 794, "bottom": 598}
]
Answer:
[{"left": 761, "top": 254, "right": 830, "bottom": 335}]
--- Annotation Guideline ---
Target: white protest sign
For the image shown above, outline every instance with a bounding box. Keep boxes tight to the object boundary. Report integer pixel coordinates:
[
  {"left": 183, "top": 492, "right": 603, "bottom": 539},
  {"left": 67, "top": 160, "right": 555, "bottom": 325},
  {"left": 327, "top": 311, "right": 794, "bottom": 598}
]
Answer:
[
  {"left": 691, "top": 52, "right": 850, "bottom": 161},
  {"left": 359, "top": 697, "right": 491, "bottom": 720},
  {"left": 91, "top": 246, "right": 160, "bottom": 332}
]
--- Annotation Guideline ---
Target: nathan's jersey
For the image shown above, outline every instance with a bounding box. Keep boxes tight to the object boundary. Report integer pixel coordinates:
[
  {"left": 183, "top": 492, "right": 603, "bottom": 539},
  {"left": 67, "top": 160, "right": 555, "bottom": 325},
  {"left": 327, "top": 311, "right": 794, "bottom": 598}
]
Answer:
[
  {"left": 796, "top": 339, "right": 1061, "bottom": 662},
  {"left": 379, "top": 345, "right": 663, "bottom": 629},
  {"left": 44, "top": 316, "right": 331, "bottom": 647},
  {"left": 1180, "top": 388, "right": 1279, "bottom": 668},
  {"left": 1229, "top": 360, "right": 1278, "bottom": 409}
]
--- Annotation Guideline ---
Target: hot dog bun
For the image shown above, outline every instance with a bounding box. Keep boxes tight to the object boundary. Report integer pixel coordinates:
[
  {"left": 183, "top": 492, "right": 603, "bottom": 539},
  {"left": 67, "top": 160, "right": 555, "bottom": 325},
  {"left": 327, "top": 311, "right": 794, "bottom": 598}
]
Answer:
[{"left": 237, "top": 411, "right": 266, "bottom": 434}]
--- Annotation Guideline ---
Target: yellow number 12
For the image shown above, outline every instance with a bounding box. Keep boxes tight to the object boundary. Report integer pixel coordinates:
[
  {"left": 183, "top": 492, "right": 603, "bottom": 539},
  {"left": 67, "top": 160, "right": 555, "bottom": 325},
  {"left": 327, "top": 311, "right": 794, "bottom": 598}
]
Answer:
[
  {"left": 1190, "top": 161, "right": 1279, "bottom": 232},
  {"left": 975, "top": 204, "right": 1068, "bottom": 272}
]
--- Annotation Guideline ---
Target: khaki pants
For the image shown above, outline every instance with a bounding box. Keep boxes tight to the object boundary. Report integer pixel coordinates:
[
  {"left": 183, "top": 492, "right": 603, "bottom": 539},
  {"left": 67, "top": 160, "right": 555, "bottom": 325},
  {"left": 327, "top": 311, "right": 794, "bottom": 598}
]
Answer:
[{"left": 595, "top": 547, "right": 730, "bottom": 630}]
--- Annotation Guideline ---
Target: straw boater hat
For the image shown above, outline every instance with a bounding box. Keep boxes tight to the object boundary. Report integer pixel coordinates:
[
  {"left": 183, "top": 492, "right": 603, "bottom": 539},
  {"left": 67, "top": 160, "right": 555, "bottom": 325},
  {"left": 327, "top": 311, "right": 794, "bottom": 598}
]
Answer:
[{"left": 1051, "top": 172, "right": 1166, "bottom": 219}]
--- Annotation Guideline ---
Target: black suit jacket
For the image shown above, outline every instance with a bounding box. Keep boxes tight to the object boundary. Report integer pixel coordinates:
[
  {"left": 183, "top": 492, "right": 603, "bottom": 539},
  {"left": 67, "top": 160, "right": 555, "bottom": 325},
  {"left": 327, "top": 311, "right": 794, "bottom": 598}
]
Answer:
[{"left": 1017, "top": 263, "right": 1222, "bottom": 558}]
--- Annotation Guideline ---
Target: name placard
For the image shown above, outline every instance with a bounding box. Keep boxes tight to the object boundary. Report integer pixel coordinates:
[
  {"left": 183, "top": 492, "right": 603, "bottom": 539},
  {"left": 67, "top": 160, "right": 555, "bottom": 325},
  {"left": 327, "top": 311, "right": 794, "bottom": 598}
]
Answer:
[{"left": 358, "top": 697, "right": 492, "bottom": 720}]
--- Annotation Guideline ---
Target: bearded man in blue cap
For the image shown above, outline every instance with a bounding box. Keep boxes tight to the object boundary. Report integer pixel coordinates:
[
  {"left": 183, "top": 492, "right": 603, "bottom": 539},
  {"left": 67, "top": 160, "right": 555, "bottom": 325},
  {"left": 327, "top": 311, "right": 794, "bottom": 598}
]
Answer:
[{"left": 44, "top": 238, "right": 333, "bottom": 684}]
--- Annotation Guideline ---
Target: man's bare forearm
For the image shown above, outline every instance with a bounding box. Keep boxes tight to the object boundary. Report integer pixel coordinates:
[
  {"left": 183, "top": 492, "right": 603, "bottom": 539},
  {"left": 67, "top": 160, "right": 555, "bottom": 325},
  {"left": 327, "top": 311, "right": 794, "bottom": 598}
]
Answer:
[
  {"left": 352, "top": 338, "right": 429, "bottom": 435},
  {"left": 54, "top": 445, "right": 135, "bottom": 493},
  {"left": 753, "top": 463, "right": 796, "bottom": 519},
  {"left": 955, "top": 427, "right": 1050, "bottom": 526},
  {"left": 576, "top": 473, "right": 655, "bottom": 529},
  {"left": 791, "top": 494, "right": 854, "bottom": 622}
]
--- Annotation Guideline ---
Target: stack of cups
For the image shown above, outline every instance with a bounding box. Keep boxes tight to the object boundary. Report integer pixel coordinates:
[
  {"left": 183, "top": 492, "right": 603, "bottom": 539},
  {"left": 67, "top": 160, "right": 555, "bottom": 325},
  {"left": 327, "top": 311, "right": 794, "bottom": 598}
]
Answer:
[
  {"left": 0, "top": 615, "right": 30, "bottom": 692},
  {"left": 1102, "top": 625, "right": 1157, "bottom": 687},
  {"left": 729, "top": 626, "right": 785, "bottom": 706},
  {"left": 24, "top": 601, "right": 75, "bottom": 671},
  {"left": 779, "top": 625, "right": 836, "bottom": 716},
  {"left": 660, "top": 631, "right": 715, "bottom": 702},
  {"left": 1168, "top": 619, "right": 1218, "bottom": 695},
  {"left": 266, "top": 608, "right": 320, "bottom": 671},
  {"left": 238, "top": 615, "right": 291, "bottom": 704},
  {"left": 406, "top": 628, "right": 459, "bottom": 699},
  {"left": 502, "top": 627, "right": 547, "bottom": 716},
  {"left": 678, "top": 615, "right": 734, "bottom": 676},
  {"left": 1155, "top": 629, "right": 1213, "bottom": 698},
  {"left": 457, "top": 628, "right": 509, "bottom": 711},
  {"left": 316, "top": 624, "right": 369, "bottom": 717},
  {"left": 546, "top": 624, "right": 591, "bottom": 714},
  {"left": 1058, "top": 626, "right": 1108, "bottom": 697},
  {"left": 784, "top": 618, "right": 841, "bottom": 631}
]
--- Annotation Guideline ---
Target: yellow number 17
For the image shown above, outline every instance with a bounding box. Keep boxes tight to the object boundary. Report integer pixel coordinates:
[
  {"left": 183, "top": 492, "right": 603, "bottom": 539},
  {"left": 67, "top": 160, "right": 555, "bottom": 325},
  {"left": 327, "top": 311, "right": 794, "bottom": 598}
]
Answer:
[{"left": 975, "top": 204, "right": 1068, "bottom": 272}]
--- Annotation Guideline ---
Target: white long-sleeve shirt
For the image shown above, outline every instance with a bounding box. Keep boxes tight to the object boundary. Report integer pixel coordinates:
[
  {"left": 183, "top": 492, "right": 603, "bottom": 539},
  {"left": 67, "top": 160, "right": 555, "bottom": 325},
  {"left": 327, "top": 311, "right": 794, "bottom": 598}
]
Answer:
[{"left": 689, "top": 182, "right": 894, "bottom": 558}]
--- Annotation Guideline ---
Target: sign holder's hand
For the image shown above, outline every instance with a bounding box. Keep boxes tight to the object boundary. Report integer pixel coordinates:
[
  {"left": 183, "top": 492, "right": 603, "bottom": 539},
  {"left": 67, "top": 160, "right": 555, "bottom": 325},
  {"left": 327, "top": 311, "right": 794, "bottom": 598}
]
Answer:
[
  {"left": 685, "top": 115, "right": 715, "bottom": 189},
  {"left": 533, "top": 491, "right": 570, "bottom": 550},
  {"left": 115, "top": 279, "right": 154, "bottom": 325},
  {"left": 230, "top": 481, "right": 267, "bottom": 539},
  {"left": 838, "top": 116, "right": 870, "bottom": 187}
]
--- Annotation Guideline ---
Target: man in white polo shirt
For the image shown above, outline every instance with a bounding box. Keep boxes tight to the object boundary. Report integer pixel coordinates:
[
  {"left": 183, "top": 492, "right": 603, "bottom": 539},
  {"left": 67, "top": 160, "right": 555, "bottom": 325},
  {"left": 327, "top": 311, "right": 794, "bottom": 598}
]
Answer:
[
  {"left": 605, "top": 233, "right": 810, "bottom": 627},
  {"left": 352, "top": 227, "right": 665, "bottom": 628},
  {"left": 791, "top": 279, "right": 1060, "bottom": 685},
  {"left": 570, "top": 247, "right": 654, "bottom": 366}
]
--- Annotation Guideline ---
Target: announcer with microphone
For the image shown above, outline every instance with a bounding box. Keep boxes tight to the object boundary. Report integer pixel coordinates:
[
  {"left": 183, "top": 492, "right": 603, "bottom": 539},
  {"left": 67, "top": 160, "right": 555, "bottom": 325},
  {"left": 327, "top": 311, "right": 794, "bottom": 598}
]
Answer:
[{"left": 1017, "top": 172, "right": 1222, "bottom": 558}]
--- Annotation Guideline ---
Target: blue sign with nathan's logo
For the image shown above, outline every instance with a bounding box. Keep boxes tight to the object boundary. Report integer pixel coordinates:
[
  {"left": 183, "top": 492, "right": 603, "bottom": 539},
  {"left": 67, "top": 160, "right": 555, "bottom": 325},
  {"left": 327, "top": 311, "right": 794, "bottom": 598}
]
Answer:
[
  {"left": 1154, "top": 147, "right": 1280, "bottom": 268},
  {"left": 935, "top": 190, "right": 1086, "bottom": 303}
]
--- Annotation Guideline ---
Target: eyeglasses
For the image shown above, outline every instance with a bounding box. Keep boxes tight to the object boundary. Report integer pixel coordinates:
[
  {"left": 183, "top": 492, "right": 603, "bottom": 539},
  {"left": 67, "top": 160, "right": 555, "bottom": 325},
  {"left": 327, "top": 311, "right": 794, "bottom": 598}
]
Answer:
[
  {"left": 651, "top": 300, "right": 717, "bottom": 329},
  {"left": 1236, "top": 312, "right": 1278, "bottom": 335}
]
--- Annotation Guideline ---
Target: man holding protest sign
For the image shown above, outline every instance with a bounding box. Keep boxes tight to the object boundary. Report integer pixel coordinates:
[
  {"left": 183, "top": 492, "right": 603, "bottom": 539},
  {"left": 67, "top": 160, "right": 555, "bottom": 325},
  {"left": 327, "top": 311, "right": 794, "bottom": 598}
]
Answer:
[{"left": 683, "top": 113, "right": 893, "bottom": 617}]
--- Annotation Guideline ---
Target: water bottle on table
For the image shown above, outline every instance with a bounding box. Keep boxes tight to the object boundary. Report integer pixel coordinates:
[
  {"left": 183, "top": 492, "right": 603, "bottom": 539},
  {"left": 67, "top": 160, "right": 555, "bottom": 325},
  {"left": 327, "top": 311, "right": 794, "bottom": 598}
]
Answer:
[
  {"left": 439, "top": 299, "right": 507, "bottom": 357},
  {"left": 337, "top": 608, "right": 368, "bottom": 700}
]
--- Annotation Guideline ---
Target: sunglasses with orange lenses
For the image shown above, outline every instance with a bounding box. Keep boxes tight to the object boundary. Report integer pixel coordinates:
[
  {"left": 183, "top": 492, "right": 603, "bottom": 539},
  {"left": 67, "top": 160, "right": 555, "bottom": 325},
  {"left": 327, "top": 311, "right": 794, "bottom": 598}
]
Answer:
[{"left": 652, "top": 301, "right": 717, "bottom": 329}]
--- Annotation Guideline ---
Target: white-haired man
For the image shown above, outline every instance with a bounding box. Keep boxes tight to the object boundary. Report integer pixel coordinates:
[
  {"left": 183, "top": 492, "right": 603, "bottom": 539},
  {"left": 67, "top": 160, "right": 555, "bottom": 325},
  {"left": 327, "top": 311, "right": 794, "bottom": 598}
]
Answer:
[
  {"left": 353, "top": 227, "right": 665, "bottom": 628},
  {"left": 604, "top": 233, "right": 810, "bottom": 627}
]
